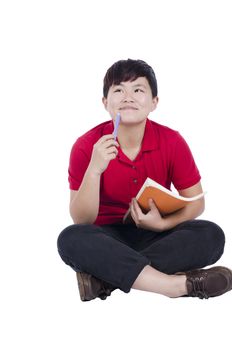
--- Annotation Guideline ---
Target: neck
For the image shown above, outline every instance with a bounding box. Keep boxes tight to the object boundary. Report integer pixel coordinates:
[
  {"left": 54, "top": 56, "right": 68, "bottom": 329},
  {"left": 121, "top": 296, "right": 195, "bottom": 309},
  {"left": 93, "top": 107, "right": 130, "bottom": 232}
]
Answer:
[{"left": 117, "top": 119, "right": 147, "bottom": 150}]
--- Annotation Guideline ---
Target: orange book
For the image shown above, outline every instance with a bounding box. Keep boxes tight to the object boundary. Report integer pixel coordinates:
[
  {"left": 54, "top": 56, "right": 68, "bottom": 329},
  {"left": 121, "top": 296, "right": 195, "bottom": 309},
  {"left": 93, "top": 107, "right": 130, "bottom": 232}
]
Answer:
[{"left": 123, "top": 177, "right": 205, "bottom": 223}]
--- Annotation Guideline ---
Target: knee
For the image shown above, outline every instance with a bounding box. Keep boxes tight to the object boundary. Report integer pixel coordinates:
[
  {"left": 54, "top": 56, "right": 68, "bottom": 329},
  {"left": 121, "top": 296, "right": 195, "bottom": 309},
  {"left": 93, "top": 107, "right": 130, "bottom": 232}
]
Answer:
[
  {"left": 207, "top": 221, "right": 225, "bottom": 247},
  {"left": 57, "top": 224, "right": 89, "bottom": 255},
  {"left": 203, "top": 220, "right": 225, "bottom": 260},
  {"left": 57, "top": 224, "right": 76, "bottom": 254}
]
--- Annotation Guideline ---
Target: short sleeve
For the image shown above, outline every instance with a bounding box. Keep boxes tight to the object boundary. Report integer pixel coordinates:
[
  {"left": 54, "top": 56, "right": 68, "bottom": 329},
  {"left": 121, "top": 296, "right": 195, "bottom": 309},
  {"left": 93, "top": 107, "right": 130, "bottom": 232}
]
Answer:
[
  {"left": 68, "top": 139, "right": 91, "bottom": 190},
  {"left": 171, "top": 132, "right": 201, "bottom": 190}
]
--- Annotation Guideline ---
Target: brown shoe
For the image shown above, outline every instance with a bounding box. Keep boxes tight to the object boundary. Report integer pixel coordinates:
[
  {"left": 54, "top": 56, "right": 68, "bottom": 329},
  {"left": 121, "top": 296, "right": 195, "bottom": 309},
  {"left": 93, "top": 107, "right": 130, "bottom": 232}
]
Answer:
[
  {"left": 76, "top": 272, "right": 115, "bottom": 302},
  {"left": 185, "top": 266, "right": 232, "bottom": 299}
]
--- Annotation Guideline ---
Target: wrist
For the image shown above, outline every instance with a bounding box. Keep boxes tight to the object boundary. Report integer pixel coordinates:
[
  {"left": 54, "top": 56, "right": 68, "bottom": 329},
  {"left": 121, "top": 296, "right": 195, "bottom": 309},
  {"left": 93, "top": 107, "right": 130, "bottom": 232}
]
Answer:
[
  {"left": 162, "top": 215, "right": 181, "bottom": 231},
  {"left": 86, "top": 165, "right": 102, "bottom": 177},
  {"left": 161, "top": 217, "right": 171, "bottom": 231}
]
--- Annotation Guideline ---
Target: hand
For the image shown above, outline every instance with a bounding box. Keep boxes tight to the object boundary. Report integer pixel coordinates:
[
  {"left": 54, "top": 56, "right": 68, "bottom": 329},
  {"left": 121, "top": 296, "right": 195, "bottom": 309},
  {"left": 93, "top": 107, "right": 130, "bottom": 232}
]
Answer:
[
  {"left": 88, "top": 134, "right": 119, "bottom": 175},
  {"left": 130, "top": 198, "right": 166, "bottom": 232}
]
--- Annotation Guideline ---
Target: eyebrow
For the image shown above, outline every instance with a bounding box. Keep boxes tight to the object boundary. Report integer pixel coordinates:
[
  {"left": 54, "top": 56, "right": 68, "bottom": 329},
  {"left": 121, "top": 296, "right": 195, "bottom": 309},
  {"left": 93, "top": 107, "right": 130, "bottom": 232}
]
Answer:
[{"left": 116, "top": 83, "right": 147, "bottom": 89}]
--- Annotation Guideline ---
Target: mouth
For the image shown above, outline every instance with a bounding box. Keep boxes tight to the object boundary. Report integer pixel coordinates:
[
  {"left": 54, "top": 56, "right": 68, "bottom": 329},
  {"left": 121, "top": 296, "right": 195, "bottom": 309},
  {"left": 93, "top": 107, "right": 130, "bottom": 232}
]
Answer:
[{"left": 119, "top": 107, "right": 138, "bottom": 111}]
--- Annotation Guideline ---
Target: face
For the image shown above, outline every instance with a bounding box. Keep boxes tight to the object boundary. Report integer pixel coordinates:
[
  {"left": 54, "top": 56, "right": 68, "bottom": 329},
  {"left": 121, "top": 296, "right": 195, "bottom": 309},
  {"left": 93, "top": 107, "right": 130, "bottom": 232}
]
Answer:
[{"left": 102, "top": 77, "right": 158, "bottom": 125}]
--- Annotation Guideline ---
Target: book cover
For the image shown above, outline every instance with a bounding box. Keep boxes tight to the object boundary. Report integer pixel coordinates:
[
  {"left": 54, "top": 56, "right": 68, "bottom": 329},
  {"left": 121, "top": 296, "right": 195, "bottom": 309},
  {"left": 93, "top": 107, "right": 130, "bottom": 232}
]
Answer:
[{"left": 123, "top": 177, "right": 205, "bottom": 223}]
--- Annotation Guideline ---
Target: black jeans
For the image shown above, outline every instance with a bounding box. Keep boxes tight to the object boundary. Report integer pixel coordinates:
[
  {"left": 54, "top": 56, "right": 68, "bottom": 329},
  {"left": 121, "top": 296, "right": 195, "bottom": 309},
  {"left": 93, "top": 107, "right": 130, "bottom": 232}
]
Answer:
[{"left": 57, "top": 220, "right": 225, "bottom": 293}]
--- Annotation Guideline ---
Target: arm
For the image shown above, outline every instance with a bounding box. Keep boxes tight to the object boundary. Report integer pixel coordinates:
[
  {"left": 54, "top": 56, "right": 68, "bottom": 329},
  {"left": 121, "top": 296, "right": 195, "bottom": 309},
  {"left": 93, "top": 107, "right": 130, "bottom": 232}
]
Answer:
[
  {"left": 162, "top": 182, "right": 205, "bottom": 230},
  {"left": 130, "top": 182, "right": 205, "bottom": 232},
  {"left": 69, "top": 169, "right": 101, "bottom": 224},
  {"left": 70, "top": 135, "right": 119, "bottom": 224}
]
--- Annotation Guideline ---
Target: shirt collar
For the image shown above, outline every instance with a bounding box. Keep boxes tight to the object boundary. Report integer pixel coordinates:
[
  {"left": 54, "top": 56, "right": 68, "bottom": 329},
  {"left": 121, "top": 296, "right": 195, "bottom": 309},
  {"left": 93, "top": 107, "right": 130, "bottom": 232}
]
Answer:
[{"left": 141, "top": 118, "right": 159, "bottom": 151}]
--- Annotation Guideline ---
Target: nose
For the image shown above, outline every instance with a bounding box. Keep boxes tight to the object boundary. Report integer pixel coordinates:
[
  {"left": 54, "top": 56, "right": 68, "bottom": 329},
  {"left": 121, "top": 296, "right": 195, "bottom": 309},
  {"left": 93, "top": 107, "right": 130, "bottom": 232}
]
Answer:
[{"left": 122, "top": 90, "right": 134, "bottom": 102}]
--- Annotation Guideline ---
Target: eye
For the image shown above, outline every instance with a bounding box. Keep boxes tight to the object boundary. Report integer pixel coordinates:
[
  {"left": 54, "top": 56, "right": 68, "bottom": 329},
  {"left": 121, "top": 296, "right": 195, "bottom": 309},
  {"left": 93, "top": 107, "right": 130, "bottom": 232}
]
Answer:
[
  {"left": 135, "top": 88, "right": 144, "bottom": 93},
  {"left": 114, "top": 88, "right": 123, "bottom": 93}
]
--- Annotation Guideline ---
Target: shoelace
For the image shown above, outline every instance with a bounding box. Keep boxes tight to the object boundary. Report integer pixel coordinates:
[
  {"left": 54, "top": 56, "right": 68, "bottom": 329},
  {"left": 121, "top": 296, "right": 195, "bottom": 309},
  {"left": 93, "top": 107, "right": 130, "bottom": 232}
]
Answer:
[{"left": 189, "top": 273, "right": 209, "bottom": 299}]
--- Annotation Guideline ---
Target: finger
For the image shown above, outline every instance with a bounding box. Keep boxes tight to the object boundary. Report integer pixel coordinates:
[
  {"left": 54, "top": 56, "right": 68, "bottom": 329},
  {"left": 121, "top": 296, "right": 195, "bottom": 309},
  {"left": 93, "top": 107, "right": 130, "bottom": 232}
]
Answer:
[
  {"left": 131, "top": 199, "right": 144, "bottom": 227},
  {"left": 130, "top": 203, "right": 135, "bottom": 218},
  {"left": 97, "top": 140, "right": 119, "bottom": 151},
  {"left": 131, "top": 211, "right": 139, "bottom": 227},
  {"left": 104, "top": 139, "right": 119, "bottom": 149},
  {"left": 106, "top": 146, "right": 118, "bottom": 155},
  {"left": 132, "top": 198, "right": 143, "bottom": 219},
  {"left": 149, "top": 198, "right": 158, "bottom": 211},
  {"left": 98, "top": 134, "right": 119, "bottom": 146},
  {"left": 130, "top": 200, "right": 137, "bottom": 222}
]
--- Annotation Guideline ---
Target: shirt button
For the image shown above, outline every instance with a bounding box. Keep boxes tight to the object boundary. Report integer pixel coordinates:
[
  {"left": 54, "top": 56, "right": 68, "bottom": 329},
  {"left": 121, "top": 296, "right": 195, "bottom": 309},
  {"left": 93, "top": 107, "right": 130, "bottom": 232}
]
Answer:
[{"left": 133, "top": 179, "right": 138, "bottom": 183}]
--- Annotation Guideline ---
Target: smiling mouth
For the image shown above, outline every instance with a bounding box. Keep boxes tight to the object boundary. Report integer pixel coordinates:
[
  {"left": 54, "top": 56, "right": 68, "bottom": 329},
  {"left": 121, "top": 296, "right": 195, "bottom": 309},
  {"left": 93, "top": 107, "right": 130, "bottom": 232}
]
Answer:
[{"left": 120, "top": 107, "right": 138, "bottom": 110}]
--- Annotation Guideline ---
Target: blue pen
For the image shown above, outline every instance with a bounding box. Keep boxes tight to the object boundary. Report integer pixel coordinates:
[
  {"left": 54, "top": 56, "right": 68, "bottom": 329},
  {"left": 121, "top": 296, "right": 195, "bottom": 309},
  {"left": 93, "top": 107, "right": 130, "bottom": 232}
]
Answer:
[{"left": 113, "top": 112, "right": 121, "bottom": 140}]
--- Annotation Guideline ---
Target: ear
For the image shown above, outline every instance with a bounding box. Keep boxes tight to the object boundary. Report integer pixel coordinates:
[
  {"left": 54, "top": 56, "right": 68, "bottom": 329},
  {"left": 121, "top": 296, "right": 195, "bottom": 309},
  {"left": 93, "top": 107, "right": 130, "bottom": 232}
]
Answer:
[
  {"left": 102, "top": 97, "right": 108, "bottom": 110},
  {"left": 151, "top": 96, "right": 159, "bottom": 112}
]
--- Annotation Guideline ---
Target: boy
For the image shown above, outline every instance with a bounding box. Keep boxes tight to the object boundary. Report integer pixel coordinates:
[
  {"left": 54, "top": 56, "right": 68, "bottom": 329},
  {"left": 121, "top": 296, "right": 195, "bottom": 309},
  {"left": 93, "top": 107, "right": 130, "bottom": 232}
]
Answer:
[{"left": 57, "top": 59, "right": 231, "bottom": 301}]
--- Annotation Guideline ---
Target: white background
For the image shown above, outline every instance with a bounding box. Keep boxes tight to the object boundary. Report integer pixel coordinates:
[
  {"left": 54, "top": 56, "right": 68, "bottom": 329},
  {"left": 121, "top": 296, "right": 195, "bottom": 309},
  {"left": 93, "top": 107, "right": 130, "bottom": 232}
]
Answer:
[{"left": 1, "top": 0, "right": 231, "bottom": 349}]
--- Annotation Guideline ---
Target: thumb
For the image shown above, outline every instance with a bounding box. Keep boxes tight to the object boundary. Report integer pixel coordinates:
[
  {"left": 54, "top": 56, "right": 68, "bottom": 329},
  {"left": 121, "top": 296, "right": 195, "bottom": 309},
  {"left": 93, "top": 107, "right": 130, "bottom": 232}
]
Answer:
[{"left": 148, "top": 198, "right": 156, "bottom": 209}]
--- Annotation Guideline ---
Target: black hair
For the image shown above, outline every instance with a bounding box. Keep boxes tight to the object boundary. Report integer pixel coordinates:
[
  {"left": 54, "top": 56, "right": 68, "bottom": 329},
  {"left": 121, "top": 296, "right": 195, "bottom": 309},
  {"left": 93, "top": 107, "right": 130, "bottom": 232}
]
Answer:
[{"left": 103, "top": 59, "right": 158, "bottom": 98}]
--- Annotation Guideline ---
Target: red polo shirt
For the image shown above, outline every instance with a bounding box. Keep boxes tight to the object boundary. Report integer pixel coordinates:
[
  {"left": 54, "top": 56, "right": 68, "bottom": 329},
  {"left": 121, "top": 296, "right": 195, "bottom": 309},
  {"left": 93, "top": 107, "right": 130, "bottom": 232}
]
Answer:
[{"left": 68, "top": 118, "right": 201, "bottom": 225}]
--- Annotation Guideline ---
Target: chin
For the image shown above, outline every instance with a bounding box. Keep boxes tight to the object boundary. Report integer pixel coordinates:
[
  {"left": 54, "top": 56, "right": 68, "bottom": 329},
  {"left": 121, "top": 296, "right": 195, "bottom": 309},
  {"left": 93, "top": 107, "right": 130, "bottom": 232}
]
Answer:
[{"left": 120, "top": 115, "right": 146, "bottom": 124}]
